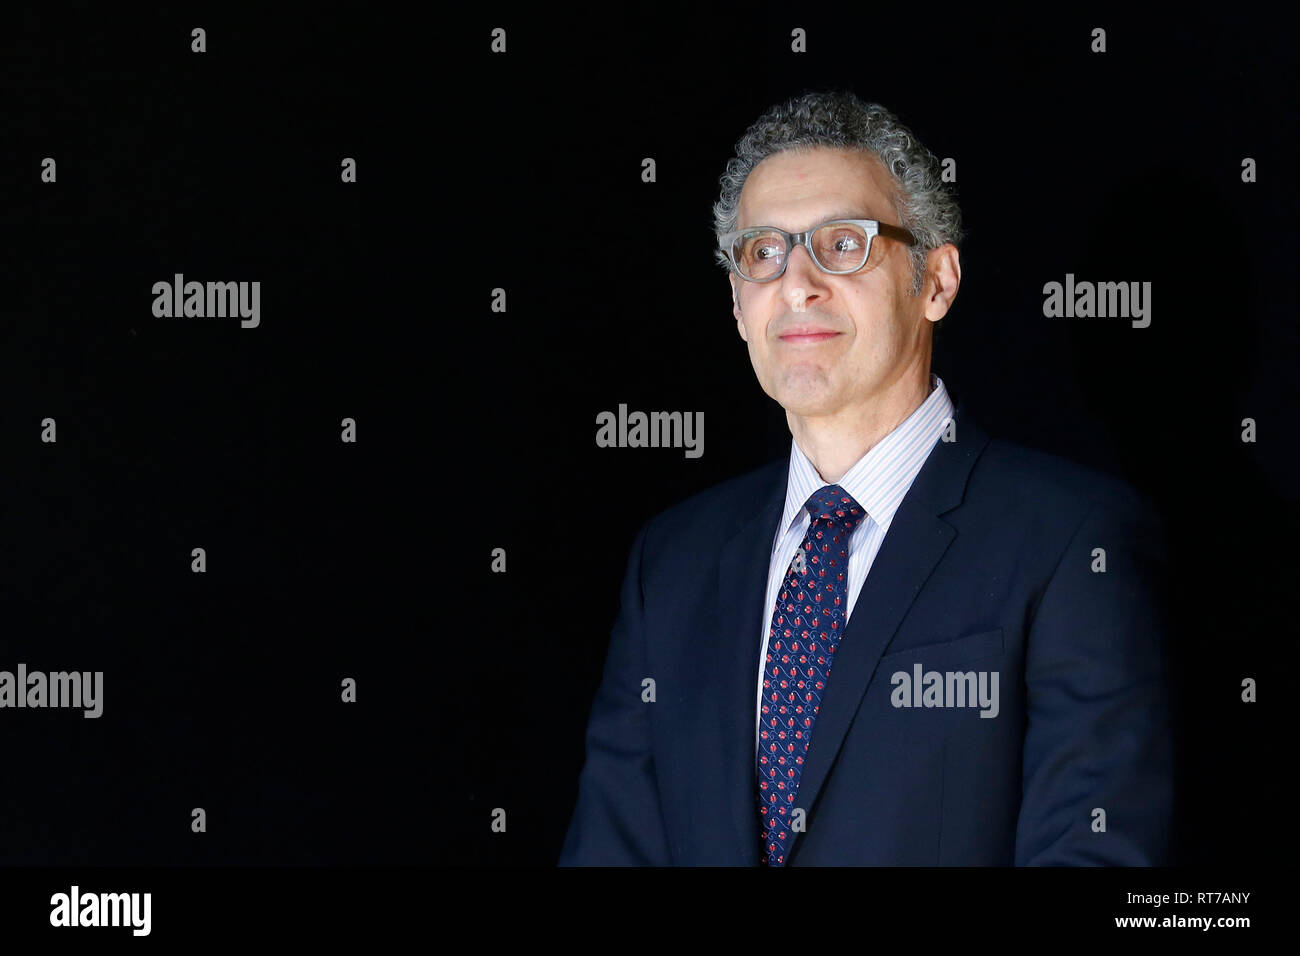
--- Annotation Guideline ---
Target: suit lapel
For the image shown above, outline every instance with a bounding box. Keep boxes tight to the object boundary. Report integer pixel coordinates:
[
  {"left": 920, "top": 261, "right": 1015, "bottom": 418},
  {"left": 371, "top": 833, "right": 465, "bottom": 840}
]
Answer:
[{"left": 715, "top": 466, "right": 785, "bottom": 865}]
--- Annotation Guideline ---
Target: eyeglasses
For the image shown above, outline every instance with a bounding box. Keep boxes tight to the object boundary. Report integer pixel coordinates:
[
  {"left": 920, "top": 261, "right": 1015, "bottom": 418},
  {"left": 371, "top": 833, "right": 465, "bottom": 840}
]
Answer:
[{"left": 719, "top": 218, "right": 917, "bottom": 282}]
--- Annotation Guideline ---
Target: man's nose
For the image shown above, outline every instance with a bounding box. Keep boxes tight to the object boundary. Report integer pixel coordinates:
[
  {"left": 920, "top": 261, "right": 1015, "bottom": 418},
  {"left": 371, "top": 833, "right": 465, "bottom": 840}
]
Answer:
[{"left": 781, "top": 244, "right": 825, "bottom": 310}]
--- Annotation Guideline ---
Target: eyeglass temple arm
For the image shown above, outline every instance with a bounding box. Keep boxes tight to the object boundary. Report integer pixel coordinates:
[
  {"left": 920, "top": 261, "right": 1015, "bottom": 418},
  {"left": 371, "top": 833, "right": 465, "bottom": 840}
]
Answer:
[{"left": 875, "top": 222, "right": 918, "bottom": 246}]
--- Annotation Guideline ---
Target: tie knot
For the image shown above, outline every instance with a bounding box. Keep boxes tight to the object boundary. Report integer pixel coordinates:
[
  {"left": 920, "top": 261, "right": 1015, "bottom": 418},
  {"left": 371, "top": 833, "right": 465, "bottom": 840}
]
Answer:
[{"left": 804, "top": 484, "right": 865, "bottom": 530}]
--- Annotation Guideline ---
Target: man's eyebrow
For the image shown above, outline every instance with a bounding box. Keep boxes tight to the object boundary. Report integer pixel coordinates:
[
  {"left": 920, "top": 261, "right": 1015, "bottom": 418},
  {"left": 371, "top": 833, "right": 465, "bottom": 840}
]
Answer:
[{"left": 741, "top": 209, "right": 878, "bottom": 230}]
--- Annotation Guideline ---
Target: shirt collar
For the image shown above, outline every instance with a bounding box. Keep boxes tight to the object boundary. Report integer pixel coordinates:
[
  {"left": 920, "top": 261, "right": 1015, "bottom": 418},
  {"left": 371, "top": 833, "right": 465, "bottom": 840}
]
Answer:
[{"left": 779, "top": 372, "right": 955, "bottom": 537}]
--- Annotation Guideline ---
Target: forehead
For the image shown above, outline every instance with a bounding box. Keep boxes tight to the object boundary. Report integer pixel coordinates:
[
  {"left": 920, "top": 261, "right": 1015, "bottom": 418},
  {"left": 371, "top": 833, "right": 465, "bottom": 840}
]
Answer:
[{"left": 737, "top": 146, "right": 898, "bottom": 231}]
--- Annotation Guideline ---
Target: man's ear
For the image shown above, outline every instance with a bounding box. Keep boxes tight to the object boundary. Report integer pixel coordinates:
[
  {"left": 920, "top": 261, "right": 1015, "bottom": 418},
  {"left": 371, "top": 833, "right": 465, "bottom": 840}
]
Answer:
[{"left": 922, "top": 244, "right": 961, "bottom": 323}]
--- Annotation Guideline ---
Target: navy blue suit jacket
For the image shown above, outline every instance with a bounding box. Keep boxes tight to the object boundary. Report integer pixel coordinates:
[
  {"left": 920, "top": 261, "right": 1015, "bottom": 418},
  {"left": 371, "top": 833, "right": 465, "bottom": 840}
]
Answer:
[{"left": 559, "top": 397, "right": 1174, "bottom": 865}]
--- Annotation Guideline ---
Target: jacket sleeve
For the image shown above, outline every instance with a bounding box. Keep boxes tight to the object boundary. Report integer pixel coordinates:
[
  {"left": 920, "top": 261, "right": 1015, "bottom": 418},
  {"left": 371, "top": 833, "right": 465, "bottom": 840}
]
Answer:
[
  {"left": 557, "top": 518, "right": 674, "bottom": 865},
  {"left": 1015, "top": 486, "right": 1176, "bottom": 865}
]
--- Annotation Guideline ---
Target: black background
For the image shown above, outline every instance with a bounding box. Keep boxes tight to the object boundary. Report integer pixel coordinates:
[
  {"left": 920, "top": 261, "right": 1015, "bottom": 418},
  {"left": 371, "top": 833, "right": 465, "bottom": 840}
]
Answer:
[{"left": 1, "top": 2, "right": 1291, "bottom": 873}]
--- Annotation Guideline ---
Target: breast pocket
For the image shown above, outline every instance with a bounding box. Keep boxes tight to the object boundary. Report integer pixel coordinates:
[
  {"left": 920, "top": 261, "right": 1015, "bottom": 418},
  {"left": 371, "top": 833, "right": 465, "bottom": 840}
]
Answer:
[{"left": 877, "top": 627, "right": 1004, "bottom": 668}]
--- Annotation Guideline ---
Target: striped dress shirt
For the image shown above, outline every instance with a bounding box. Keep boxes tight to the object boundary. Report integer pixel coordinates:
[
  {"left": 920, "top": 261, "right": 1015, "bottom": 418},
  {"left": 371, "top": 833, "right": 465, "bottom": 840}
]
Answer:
[{"left": 755, "top": 372, "right": 955, "bottom": 756}]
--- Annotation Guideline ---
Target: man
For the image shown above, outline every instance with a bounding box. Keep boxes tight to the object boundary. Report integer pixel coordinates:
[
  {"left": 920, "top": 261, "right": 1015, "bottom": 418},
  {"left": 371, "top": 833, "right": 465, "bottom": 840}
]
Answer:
[{"left": 559, "top": 90, "right": 1173, "bottom": 866}]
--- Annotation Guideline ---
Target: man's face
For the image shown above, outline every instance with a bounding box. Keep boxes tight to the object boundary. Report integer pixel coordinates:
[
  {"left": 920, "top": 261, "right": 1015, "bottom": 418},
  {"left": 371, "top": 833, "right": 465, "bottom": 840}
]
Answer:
[{"left": 730, "top": 146, "right": 939, "bottom": 420}]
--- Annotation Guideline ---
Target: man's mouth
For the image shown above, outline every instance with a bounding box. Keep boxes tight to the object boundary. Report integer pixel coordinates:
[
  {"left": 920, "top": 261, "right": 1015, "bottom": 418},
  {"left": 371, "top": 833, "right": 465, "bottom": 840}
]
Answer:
[{"left": 778, "top": 327, "right": 841, "bottom": 344}]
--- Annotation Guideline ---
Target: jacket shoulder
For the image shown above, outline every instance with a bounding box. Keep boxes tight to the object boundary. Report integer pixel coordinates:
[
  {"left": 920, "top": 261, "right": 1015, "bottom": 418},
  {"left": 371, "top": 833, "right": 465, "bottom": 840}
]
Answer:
[
  {"left": 972, "top": 435, "right": 1157, "bottom": 523},
  {"left": 638, "top": 456, "right": 786, "bottom": 551}
]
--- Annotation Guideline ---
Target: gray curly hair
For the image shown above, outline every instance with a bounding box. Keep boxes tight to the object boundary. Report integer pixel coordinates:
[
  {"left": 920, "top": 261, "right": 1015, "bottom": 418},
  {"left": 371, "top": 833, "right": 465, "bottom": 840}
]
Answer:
[{"left": 712, "top": 89, "right": 963, "bottom": 297}]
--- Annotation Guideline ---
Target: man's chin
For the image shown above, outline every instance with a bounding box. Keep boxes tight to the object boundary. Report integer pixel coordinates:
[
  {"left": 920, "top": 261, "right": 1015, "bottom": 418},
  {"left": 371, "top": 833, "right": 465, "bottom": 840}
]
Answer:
[{"left": 766, "top": 369, "right": 834, "bottom": 407}]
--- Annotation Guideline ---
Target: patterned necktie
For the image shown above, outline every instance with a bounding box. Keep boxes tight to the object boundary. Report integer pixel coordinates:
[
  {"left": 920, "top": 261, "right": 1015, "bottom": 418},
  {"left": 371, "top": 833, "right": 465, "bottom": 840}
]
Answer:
[{"left": 757, "top": 483, "right": 865, "bottom": 866}]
